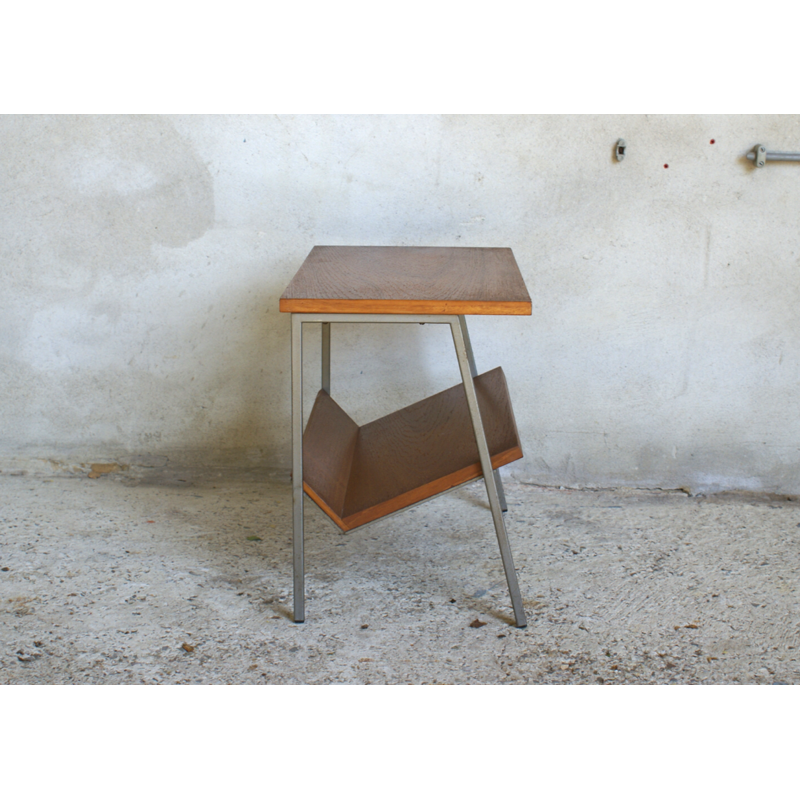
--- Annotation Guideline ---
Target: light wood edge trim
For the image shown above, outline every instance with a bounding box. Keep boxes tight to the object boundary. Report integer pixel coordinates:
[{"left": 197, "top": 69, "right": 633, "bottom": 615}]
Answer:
[
  {"left": 303, "top": 483, "right": 348, "bottom": 531},
  {"left": 338, "top": 446, "right": 523, "bottom": 531},
  {"left": 279, "top": 298, "right": 532, "bottom": 316}
]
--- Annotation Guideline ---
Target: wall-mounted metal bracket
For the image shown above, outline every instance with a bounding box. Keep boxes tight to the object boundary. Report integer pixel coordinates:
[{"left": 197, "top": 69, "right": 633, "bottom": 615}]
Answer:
[
  {"left": 615, "top": 139, "right": 626, "bottom": 162},
  {"left": 747, "top": 144, "right": 800, "bottom": 167}
]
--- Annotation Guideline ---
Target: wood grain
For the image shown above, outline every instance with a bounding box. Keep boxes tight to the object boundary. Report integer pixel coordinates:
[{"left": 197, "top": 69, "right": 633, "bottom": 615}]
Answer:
[
  {"left": 280, "top": 246, "right": 531, "bottom": 315},
  {"left": 301, "top": 367, "right": 523, "bottom": 531},
  {"left": 301, "top": 390, "right": 358, "bottom": 519}
]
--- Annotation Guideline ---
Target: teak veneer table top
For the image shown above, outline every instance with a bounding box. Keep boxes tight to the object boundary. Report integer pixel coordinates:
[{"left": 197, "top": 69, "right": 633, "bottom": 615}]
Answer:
[{"left": 279, "top": 245, "right": 532, "bottom": 316}]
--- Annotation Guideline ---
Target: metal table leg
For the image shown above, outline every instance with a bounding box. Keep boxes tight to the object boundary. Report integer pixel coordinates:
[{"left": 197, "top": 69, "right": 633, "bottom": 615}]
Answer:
[
  {"left": 321, "top": 321, "right": 330, "bottom": 394},
  {"left": 450, "top": 318, "right": 527, "bottom": 628},
  {"left": 291, "top": 314, "right": 305, "bottom": 623},
  {"left": 457, "top": 316, "right": 508, "bottom": 513}
]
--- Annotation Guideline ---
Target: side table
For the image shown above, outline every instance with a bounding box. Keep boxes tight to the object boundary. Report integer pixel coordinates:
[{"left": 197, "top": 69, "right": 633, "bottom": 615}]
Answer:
[{"left": 279, "top": 246, "right": 531, "bottom": 627}]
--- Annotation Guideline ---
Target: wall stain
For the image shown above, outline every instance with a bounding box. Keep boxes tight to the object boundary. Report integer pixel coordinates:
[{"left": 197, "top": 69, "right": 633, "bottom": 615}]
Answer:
[{"left": 0, "top": 115, "right": 215, "bottom": 298}]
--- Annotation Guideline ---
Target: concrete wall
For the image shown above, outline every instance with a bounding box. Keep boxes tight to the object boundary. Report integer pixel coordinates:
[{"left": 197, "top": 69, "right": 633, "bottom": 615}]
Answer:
[{"left": 3, "top": 114, "right": 800, "bottom": 493}]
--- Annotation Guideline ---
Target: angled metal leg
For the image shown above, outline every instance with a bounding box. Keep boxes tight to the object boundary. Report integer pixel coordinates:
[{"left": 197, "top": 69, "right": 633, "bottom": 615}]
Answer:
[
  {"left": 451, "top": 318, "right": 527, "bottom": 627},
  {"left": 321, "top": 322, "right": 330, "bottom": 394},
  {"left": 457, "top": 315, "right": 508, "bottom": 512},
  {"left": 291, "top": 314, "right": 305, "bottom": 623},
  {"left": 493, "top": 465, "right": 508, "bottom": 513}
]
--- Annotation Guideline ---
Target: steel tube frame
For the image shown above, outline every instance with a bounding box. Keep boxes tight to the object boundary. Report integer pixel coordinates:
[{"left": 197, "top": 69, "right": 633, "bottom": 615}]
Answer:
[
  {"left": 291, "top": 314, "right": 305, "bottom": 623},
  {"left": 321, "top": 322, "right": 330, "bottom": 393},
  {"left": 457, "top": 315, "right": 508, "bottom": 513},
  {"left": 290, "top": 311, "right": 527, "bottom": 627},
  {"left": 450, "top": 319, "right": 527, "bottom": 627}
]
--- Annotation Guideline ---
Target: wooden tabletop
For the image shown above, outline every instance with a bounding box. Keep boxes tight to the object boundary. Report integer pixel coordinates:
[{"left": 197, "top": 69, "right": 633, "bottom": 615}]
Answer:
[{"left": 279, "top": 246, "right": 531, "bottom": 315}]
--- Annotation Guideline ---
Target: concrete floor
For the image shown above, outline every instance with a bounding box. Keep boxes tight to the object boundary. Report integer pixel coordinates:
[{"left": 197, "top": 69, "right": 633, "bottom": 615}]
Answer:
[{"left": 1, "top": 467, "right": 799, "bottom": 684}]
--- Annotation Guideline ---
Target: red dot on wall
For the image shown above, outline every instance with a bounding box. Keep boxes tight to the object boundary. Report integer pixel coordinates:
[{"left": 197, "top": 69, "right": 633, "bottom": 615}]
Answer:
[
  {"left": 710, "top": 139, "right": 715, "bottom": 144},
  {"left": 663, "top": 164, "right": 669, "bottom": 168}
]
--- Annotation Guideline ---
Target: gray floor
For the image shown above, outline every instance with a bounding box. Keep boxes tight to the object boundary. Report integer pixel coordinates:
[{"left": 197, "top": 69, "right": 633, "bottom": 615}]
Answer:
[{"left": 2, "top": 468, "right": 799, "bottom": 684}]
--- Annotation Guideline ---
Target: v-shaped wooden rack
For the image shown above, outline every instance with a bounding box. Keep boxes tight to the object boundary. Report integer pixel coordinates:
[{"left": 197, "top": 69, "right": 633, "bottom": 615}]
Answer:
[{"left": 302, "top": 367, "right": 523, "bottom": 532}]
